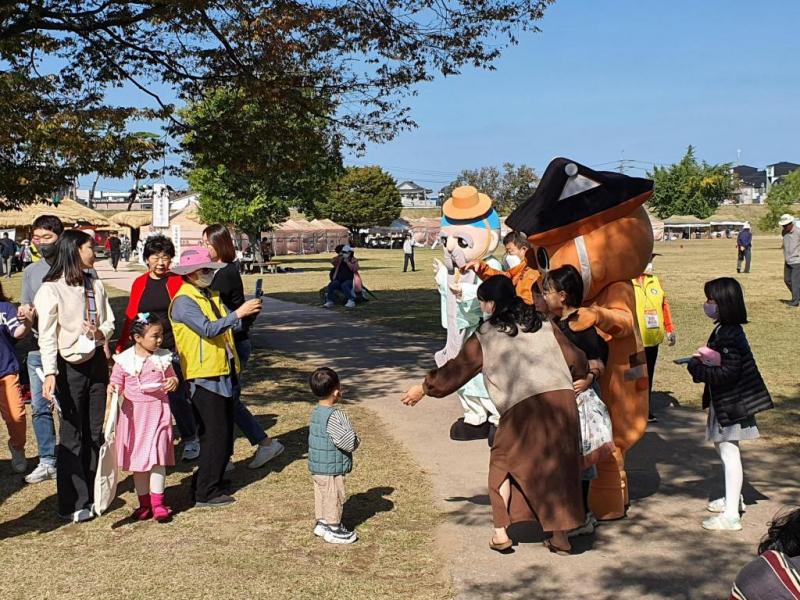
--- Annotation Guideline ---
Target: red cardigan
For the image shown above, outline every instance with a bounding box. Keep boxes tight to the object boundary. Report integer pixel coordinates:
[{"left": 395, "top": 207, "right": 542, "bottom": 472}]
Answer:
[{"left": 115, "top": 273, "right": 184, "bottom": 353}]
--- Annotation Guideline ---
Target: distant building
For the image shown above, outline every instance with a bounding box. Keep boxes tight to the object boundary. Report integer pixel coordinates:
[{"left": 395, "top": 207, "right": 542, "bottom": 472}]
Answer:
[
  {"left": 171, "top": 190, "right": 200, "bottom": 211},
  {"left": 731, "top": 161, "right": 799, "bottom": 204},
  {"left": 397, "top": 181, "right": 438, "bottom": 208},
  {"left": 766, "top": 161, "right": 800, "bottom": 191}
]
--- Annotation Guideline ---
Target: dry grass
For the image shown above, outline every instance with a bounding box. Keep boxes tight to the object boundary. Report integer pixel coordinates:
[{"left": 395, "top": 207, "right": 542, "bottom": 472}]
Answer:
[
  {"left": 254, "top": 239, "right": 800, "bottom": 448},
  {"left": 0, "top": 350, "right": 448, "bottom": 600}
]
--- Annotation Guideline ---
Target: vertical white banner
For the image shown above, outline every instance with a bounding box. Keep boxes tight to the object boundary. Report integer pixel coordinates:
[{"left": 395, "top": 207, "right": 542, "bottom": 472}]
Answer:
[
  {"left": 172, "top": 224, "right": 182, "bottom": 260},
  {"left": 152, "top": 184, "right": 170, "bottom": 228}
]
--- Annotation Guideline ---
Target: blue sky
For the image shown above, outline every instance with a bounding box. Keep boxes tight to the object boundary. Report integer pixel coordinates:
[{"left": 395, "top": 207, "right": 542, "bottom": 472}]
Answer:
[{"left": 87, "top": 0, "right": 800, "bottom": 193}]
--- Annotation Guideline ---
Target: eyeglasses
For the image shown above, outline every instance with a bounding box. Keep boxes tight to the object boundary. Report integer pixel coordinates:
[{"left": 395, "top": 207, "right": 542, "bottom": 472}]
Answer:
[{"left": 147, "top": 255, "right": 171, "bottom": 263}]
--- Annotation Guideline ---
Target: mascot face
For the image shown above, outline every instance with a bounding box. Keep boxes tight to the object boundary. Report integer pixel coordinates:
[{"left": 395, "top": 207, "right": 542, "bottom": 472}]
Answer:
[
  {"left": 440, "top": 186, "right": 500, "bottom": 273},
  {"left": 506, "top": 158, "right": 654, "bottom": 301}
]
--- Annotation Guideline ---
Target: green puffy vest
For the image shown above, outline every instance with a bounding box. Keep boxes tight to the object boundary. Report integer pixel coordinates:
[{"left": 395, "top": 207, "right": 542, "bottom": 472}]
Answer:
[{"left": 308, "top": 405, "right": 352, "bottom": 476}]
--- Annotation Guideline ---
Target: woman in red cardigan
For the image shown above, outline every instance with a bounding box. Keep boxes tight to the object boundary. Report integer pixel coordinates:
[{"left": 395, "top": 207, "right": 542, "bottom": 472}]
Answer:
[{"left": 116, "top": 235, "right": 200, "bottom": 461}]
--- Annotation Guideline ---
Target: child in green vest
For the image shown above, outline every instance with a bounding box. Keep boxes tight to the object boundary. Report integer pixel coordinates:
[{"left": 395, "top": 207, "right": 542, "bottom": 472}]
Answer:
[{"left": 308, "top": 367, "right": 360, "bottom": 544}]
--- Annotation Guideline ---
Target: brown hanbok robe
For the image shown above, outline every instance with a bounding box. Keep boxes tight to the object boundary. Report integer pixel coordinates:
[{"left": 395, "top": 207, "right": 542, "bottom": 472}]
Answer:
[{"left": 424, "top": 320, "right": 588, "bottom": 532}]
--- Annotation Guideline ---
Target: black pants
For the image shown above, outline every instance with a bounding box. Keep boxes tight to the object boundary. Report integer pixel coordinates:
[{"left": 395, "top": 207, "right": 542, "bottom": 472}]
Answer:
[
  {"left": 645, "top": 345, "right": 659, "bottom": 415},
  {"left": 403, "top": 253, "right": 415, "bottom": 272},
  {"left": 191, "top": 386, "right": 234, "bottom": 502},
  {"left": 737, "top": 248, "right": 751, "bottom": 273},
  {"left": 110, "top": 251, "right": 121, "bottom": 270},
  {"left": 55, "top": 352, "right": 108, "bottom": 515}
]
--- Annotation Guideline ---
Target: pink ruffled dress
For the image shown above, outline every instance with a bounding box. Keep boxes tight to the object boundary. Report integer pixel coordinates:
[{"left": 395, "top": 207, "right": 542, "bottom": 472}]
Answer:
[{"left": 110, "top": 348, "right": 176, "bottom": 471}]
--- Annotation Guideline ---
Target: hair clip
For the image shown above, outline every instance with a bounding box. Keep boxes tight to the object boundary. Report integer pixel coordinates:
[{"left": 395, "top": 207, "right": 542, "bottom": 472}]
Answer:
[{"left": 136, "top": 312, "right": 150, "bottom": 323}]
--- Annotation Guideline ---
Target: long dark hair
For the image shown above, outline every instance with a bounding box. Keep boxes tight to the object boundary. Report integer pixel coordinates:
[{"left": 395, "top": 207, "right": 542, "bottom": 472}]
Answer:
[
  {"left": 544, "top": 265, "right": 584, "bottom": 308},
  {"left": 704, "top": 277, "right": 748, "bottom": 325},
  {"left": 43, "top": 229, "right": 93, "bottom": 286},
  {"left": 477, "top": 275, "right": 542, "bottom": 337},
  {"left": 202, "top": 224, "right": 236, "bottom": 263},
  {"left": 758, "top": 508, "right": 800, "bottom": 556}
]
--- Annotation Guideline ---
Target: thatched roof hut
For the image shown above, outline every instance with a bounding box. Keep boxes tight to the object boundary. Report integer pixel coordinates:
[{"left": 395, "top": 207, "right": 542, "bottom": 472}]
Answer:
[
  {"left": 0, "top": 197, "right": 112, "bottom": 230},
  {"left": 110, "top": 211, "right": 152, "bottom": 229}
]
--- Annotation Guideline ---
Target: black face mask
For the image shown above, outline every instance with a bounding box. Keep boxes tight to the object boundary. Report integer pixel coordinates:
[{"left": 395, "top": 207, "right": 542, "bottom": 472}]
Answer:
[{"left": 37, "top": 243, "right": 57, "bottom": 261}]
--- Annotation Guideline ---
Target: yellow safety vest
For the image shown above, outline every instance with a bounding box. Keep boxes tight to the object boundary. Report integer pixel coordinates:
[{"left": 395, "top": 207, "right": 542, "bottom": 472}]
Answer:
[
  {"left": 169, "top": 283, "right": 240, "bottom": 381},
  {"left": 633, "top": 275, "right": 666, "bottom": 347}
]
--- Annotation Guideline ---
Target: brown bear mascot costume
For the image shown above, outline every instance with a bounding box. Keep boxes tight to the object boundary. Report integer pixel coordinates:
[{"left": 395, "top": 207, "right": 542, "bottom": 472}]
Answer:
[{"left": 507, "top": 157, "right": 654, "bottom": 520}]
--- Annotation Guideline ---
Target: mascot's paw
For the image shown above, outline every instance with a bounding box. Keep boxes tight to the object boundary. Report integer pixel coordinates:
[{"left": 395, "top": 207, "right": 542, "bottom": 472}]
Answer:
[
  {"left": 450, "top": 418, "right": 490, "bottom": 441},
  {"left": 568, "top": 307, "right": 598, "bottom": 332}
]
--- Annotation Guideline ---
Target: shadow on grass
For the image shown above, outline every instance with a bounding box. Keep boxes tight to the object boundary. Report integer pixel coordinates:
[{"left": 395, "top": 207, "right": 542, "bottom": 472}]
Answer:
[{"left": 344, "top": 486, "right": 395, "bottom": 529}]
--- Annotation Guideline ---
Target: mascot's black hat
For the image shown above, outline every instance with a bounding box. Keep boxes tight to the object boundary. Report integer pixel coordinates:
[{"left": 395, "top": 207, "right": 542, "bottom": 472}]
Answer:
[{"left": 506, "top": 157, "right": 653, "bottom": 246}]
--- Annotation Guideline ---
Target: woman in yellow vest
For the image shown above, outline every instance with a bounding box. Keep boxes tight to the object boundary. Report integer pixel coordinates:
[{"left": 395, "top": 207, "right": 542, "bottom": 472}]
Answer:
[
  {"left": 633, "top": 254, "right": 676, "bottom": 423},
  {"left": 170, "top": 246, "right": 262, "bottom": 508}
]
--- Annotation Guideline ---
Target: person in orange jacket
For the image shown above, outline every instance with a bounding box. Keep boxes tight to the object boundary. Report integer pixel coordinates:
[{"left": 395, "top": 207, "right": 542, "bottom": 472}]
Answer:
[
  {"left": 464, "top": 231, "right": 539, "bottom": 304},
  {"left": 633, "top": 254, "right": 676, "bottom": 423}
]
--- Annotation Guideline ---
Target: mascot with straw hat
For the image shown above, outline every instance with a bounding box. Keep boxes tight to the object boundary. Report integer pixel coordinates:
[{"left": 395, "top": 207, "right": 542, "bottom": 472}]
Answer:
[
  {"left": 433, "top": 186, "right": 502, "bottom": 442},
  {"left": 507, "top": 158, "right": 654, "bottom": 520}
]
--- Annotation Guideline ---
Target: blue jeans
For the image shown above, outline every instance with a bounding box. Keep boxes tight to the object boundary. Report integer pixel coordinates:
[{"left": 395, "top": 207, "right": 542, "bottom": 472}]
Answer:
[
  {"left": 169, "top": 356, "right": 198, "bottom": 440},
  {"left": 232, "top": 339, "right": 267, "bottom": 446},
  {"left": 27, "top": 351, "right": 56, "bottom": 466},
  {"left": 327, "top": 279, "right": 355, "bottom": 302}
]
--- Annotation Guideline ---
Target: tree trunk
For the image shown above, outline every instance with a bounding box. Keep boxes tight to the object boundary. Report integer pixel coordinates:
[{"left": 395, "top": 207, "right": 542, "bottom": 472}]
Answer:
[
  {"left": 88, "top": 174, "right": 100, "bottom": 209},
  {"left": 126, "top": 176, "right": 140, "bottom": 211},
  {"left": 247, "top": 231, "right": 264, "bottom": 263}
]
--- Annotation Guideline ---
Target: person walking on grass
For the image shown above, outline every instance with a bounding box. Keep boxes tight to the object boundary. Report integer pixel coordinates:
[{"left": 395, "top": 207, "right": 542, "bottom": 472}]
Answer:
[
  {"left": 402, "top": 233, "right": 421, "bottom": 272},
  {"left": 736, "top": 223, "right": 752, "bottom": 274},
  {"left": 35, "top": 230, "right": 115, "bottom": 522},
  {"left": 779, "top": 214, "right": 800, "bottom": 307},
  {"left": 109, "top": 313, "right": 178, "bottom": 521},
  {"left": 0, "top": 281, "right": 32, "bottom": 474},
  {"left": 308, "top": 367, "right": 360, "bottom": 545},
  {"left": 169, "top": 246, "right": 262, "bottom": 508},
  {"left": 685, "top": 277, "right": 773, "bottom": 532}
]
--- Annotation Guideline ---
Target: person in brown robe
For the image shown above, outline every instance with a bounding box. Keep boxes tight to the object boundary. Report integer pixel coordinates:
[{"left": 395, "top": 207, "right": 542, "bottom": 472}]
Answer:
[{"left": 402, "top": 276, "right": 588, "bottom": 554}]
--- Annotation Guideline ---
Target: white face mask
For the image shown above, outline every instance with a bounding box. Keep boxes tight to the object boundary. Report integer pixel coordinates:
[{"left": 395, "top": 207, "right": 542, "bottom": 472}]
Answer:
[
  {"left": 505, "top": 254, "right": 522, "bottom": 269},
  {"left": 193, "top": 271, "right": 216, "bottom": 288},
  {"left": 643, "top": 262, "right": 654, "bottom": 276},
  {"left": 482, "top": 311, "right": 493, "bottom": 320}
]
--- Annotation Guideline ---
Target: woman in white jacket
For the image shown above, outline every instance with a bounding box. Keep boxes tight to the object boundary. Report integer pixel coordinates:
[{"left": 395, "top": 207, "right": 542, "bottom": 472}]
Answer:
[{"left": 34, "top": 229, "right": 115, "bottom": 522}]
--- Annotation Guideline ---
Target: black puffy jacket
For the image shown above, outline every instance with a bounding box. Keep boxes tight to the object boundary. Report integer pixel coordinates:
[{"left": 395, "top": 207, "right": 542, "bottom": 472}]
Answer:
[{"left": 687, "top": 324, "right": 773, "bottom": 427}]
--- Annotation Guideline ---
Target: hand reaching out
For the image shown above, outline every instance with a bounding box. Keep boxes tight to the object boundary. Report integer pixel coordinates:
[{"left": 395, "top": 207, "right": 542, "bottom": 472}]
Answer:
[{"left": 401, "top": 384, "right": 426, "bottom": 407}]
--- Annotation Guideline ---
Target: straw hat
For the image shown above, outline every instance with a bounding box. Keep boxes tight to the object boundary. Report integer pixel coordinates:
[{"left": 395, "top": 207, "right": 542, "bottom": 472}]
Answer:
[{"left": 443, "top": 186, "right": 493, "bottom": 221}]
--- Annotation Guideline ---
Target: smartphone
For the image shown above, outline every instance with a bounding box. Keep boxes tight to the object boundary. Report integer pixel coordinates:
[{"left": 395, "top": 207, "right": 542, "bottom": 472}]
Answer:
[
  {"left": 35, "top": 367, "right": 62, "bottom": 415},
  {"left": 673, "top": 357, "right": 693, "bottom": 366},
  {"left": 254, "top": 278, "right": 263, "bottom": 299}
]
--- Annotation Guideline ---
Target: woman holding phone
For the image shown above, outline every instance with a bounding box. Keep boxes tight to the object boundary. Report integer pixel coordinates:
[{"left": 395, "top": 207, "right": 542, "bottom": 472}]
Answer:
[
  {"left": 202, "top": 224, "right": 284, "bottom": 470},
  {"left": 34, "top": 230, "right": 115, "bottom": 522}
]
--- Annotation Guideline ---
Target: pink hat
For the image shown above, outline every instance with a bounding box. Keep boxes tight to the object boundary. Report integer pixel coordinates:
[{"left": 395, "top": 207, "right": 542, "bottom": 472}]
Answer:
[{"left": 170, "top": 246, "right": 225, "bottom": 275}]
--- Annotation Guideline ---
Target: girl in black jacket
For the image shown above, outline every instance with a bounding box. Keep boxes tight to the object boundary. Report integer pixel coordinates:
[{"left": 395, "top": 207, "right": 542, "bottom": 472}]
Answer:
[{"left": 687, "top": 277, "right": 772, "bottom": 532}]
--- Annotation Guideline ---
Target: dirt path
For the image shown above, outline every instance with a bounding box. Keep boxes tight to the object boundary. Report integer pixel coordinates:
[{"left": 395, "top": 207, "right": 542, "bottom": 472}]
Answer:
[{"left": 257, "top": 296, "right": 800, "bottom": 600}]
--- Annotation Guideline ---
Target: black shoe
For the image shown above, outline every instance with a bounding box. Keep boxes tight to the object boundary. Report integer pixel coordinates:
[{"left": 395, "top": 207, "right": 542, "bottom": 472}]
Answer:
[
  {"left": 449, "top": 418, "right": 490, "bottom": 441},
  {"left": 487, "top": 423, "right": 497, "bottom": 448},
  {"left": 648, "top": 413, "right": 658, "bottom": 423},
  {"left": 194, "top": 494, "right": 236, "bottom": 508}
]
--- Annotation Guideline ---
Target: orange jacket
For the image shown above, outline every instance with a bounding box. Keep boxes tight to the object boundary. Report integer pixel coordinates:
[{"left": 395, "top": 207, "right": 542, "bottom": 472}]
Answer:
[{"left": 475, "top": 261, "right": 539, "bottom": 305}]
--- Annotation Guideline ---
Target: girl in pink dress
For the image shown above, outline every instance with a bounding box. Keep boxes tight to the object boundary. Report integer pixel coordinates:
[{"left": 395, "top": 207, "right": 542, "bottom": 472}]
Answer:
[{"left": 109, "top": 313, "right": 179, "bottom": 521}]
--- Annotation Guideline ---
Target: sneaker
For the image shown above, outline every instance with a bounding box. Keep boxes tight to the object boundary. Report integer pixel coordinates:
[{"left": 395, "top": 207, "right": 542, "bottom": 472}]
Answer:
[
  {"left": 225, "top": 460, "right": 235, "bottom": 473},
  {"left": 647, "top": 413, "right": 658, "bottom": 423},
  {"left": 59, "top": 507, "right": 94, "bottom": 523},
  {"left": 194, "top": 494, "right": 236, "bottom": 508},
  {"left": 707, "top": 495, "right": 745, "bottom": 514},
  {"left": 323, "top": 524, "right": 358, "bottom": 544},
  {"left": 345, "top": 300, "right": 356, "bottom": 309},
  {"left": 323, "top": 301, "right": 334, "bottom": 308},
  {"left": 182, "top": 438, "right": 200, "bottom": 461},
  {"left": 25, "top": 462, "right": 56, "bottom": 484},
  {"left": 568, "top": 513, "right": 596, "bottom": 538},
  {"left": 8, "top": 441, "right": 26, "bottom": 474},
  {"left": 702, "top": 514, "right": 742, "bottom": 531},
  {"left": 313, "top": 520, "right": 329, "bottom": 537},
  {"left": 248, "top": 440, "right": 284, "bottom": 469}
]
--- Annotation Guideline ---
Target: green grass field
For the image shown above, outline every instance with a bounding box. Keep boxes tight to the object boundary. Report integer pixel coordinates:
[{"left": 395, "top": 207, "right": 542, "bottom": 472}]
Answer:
[{"left": 254, "top": 238, "right": 799, "bottom": 448}]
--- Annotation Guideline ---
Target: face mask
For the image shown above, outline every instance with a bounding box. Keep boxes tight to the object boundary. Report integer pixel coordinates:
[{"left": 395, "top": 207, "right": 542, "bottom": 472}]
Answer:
[
  {"left": 37, "top": 243, "right": 57, "bottom": 261},
  {"left": 193, "top": 271, "right": 216, "bottom": 288},
  {"left": 643, "top": 262, "right": 654, "bottom": 276},
  {"left": 505, "top": 254, "right": 522, "bottom": 269},
  {"left": 703, "top": 302, "right": 718, "bottom": 320},
  {"left": 482, "top": 311, "right": 493, "bottom": 320}
]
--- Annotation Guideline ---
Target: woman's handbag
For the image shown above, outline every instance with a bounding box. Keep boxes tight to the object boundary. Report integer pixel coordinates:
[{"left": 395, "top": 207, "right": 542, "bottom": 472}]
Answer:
[
  {"left": 577, "top": 387, "right": 616, "bottom": 470},
  {"left": 94, "top": 388, "right": 121, "bottom": 516}
]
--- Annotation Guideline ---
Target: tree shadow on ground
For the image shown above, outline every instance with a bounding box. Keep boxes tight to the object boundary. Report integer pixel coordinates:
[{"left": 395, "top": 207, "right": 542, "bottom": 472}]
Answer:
[{"left": 343, "top": 486, "right": 395, "bottom": 529}]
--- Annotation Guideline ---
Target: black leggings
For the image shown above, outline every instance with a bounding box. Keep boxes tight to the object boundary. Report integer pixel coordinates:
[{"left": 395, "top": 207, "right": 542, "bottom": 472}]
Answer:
[{"left": 191, "top": 386, "right": 234, "bottom": 502}]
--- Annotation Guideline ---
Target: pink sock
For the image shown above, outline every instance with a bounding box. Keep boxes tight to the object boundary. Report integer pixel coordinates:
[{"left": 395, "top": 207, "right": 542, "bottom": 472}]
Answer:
[{"left": 150, "top": 493, "right": 165, "bottom": 509}]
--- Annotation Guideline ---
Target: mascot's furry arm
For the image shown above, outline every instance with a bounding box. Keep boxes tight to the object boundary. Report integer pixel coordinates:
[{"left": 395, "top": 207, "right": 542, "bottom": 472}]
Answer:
[{"left": 569, "top": 282, "right": 636, "bottom": 339}]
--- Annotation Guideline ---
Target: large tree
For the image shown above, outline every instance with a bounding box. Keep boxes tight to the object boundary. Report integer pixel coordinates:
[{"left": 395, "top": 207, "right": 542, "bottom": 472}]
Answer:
[
  {"left": 760, "top": 168, "right": 800, "bottom": 230},
  {"left": 1, "top": 0, "right": 555, "bottom": 204},
  {"left": 647, "top": 146, "right": 735, "bottom": 219},
  {"left": 185, "top": 87, "right": 342, "bottom": 257},
  {"left": 442, "top": 163, "right": 539, "bottom": 214},
  {"left": 314, "top": 166, "right": 401, "bottom": 236}
]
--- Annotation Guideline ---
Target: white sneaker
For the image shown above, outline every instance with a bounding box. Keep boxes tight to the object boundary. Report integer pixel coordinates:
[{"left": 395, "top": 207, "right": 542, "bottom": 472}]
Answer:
[
  {"left": 182, "top": 439, "right": 200, "bottom": 461},
  {"left": 323, "top": 524, "right": 358, "bottom": 544},
  {"left": 345, "top": 300, "right": 356, "bottom": 309},
  {"left": 313, "top": 520, "right": 329, "bottom": 537},
  {"left": 707, "top": 495, "right": 745, "bottom": 513},
  {"left": 248, "top": 440, "right": 285, "bottom": 469},
  {"left": 225, "top": 460, "right": 235, "bottom": 473},
  {"left": 8, "top": 441, "right": 26, "bottom": 474},
  {"left": 25, "top": 462, "right": 56, "bottom": 484},
  {"left": 59, "top": 507, "right": 94, "bottom": 523},
  {"left": 323, "top": 301, "right": 334, "bottom": 308},
  {"left": 702, "top": 514, "right": 742, "bottom": 531}
]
